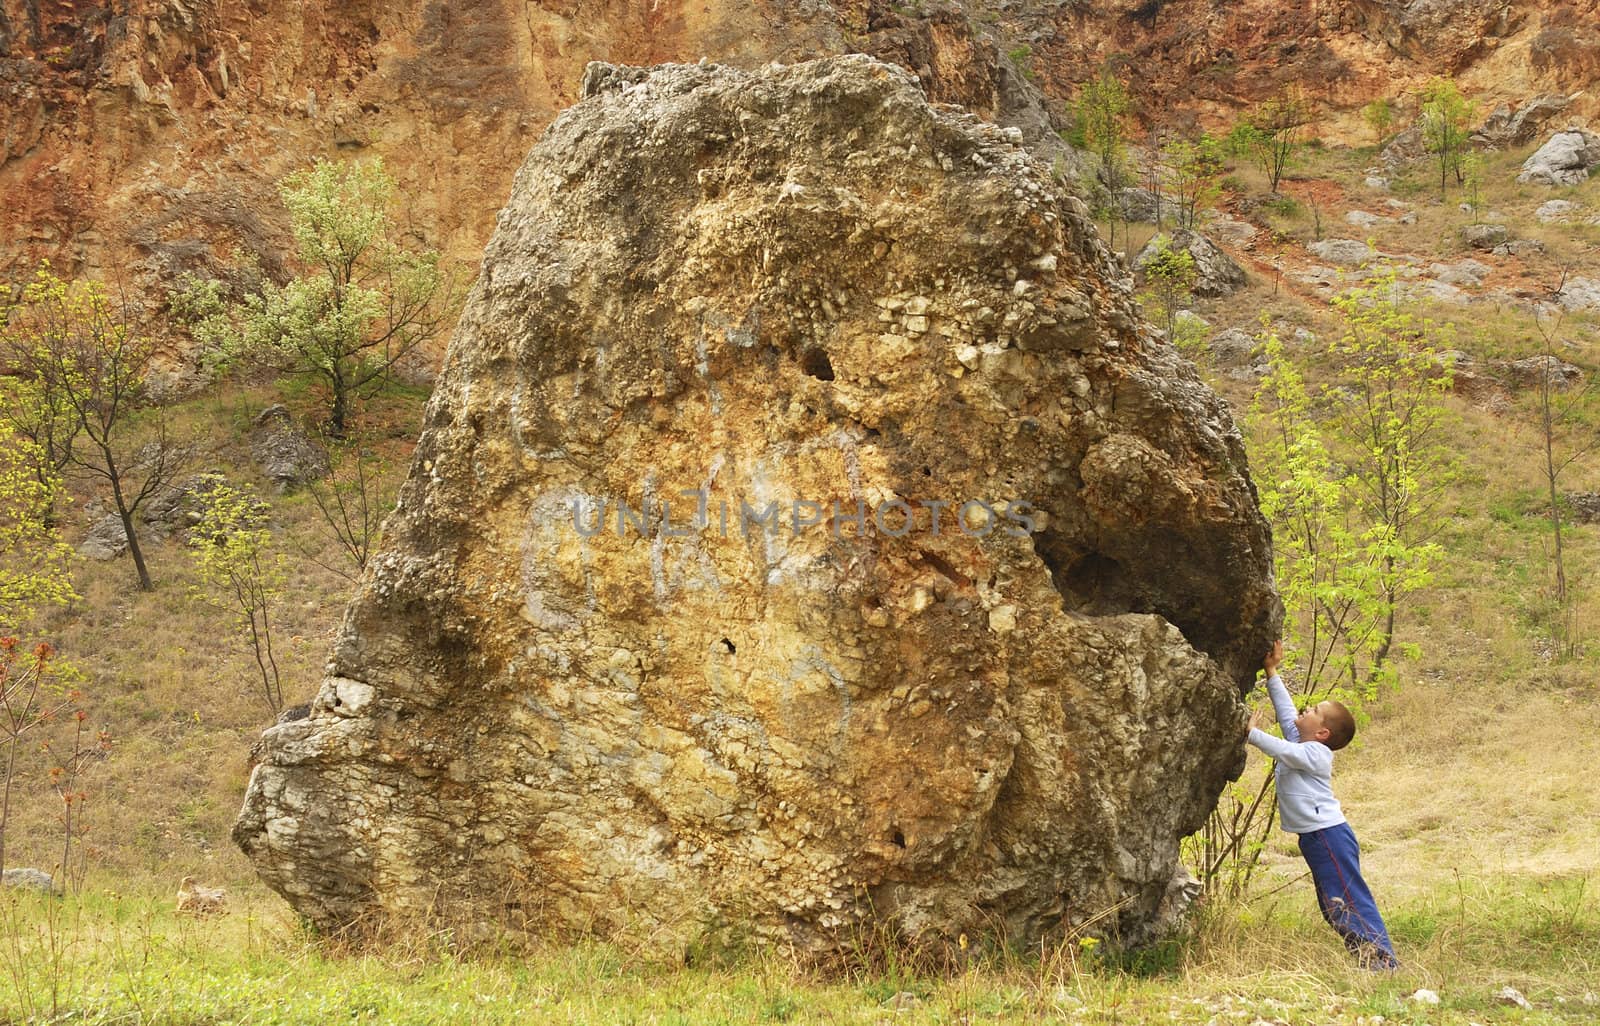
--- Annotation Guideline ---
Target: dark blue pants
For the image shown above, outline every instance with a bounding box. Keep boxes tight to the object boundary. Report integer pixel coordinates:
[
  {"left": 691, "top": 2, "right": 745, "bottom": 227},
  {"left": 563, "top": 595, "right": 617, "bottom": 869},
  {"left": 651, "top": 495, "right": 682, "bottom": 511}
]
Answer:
[{"left": 1298, "top": 822, "right": 1398, "bottom": 969}]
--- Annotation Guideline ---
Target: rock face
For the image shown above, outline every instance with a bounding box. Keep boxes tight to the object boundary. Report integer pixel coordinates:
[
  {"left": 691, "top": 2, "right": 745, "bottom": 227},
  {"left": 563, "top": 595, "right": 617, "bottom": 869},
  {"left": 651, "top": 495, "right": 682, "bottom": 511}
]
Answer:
[
  {"left": 234, "top": 57, "right": 1279, "bottom": 955},
  {"left": 1346, "top": 0, "right": 1526, "bottom": 73},
  {"left": 5, "top": 0, "right": 1597, "bottom": 314},
  {"left": 0, "top": 0, "right": 1072, "bottom": 311}
]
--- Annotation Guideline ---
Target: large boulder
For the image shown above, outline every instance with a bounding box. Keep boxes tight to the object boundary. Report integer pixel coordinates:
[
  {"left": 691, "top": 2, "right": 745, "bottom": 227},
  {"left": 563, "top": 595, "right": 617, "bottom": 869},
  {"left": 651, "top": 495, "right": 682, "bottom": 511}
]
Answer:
[
  {"left": 1554, "top": 276, "right": 1600, "bottom": 313},
  {"left": 1380, "top": 123, "right": 1427, "bottom": 168},
  {"left": 1310, "top": 238, "right": 1381, "bottom": 266},
  {"left": 1461, "top": 223, "right": 1510, "bottom": 251},
  {"left": 1, "top": 868, "right": 60, "bottom": 894},
  {"left": 235, "top": 57, "right": 1279, "bottom": 955},
  {"left": 1428, "top": 259, "right": 1490, "bottom": 288},
  {"left": 1565, "top": 492, "right": 1600, "bottom": 526},
  {"left": 1517, "top": 129, "right": 1600, "bottom": 185},
  {"left": 1504, "top": 355, "right": 1584, "bottom": 392},
  {"left": 1536, "top": 199, "right": 1585, "bottom": 224},
  {"left": 143, "top": 472, "right": 231, "bottom": 542},
  {"left": 1208, "top": 327, "right": 1260, "bottom": 368},
  {"left": 1118, "top": 187, "right": 1161, "bottom": 224},
  {"left": 78, "top": 513, "right": 130, "bottom": 561}
]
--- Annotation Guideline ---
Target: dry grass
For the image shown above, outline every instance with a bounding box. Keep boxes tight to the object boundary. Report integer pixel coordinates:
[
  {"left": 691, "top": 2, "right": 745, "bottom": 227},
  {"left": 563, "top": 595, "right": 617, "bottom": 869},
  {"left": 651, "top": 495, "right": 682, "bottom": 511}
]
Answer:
[{"left": 3, "top": 381, "right": 422, "bottom": 883}]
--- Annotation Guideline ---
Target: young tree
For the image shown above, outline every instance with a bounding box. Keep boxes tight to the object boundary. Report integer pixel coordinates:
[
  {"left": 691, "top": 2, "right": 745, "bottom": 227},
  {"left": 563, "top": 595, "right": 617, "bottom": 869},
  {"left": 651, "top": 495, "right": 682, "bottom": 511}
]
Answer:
[
  {"left": 1420, "top": 77, "right": 1475, "bottom": 197},
  {"left": 0, "top": 420, "right": 75, "bottom": 627},
  {"left": 1231, "top": 86, "right": 1312, "bottom": 193},
  {"left": 0, "top": 372, "right": 77, "bottom": 524},
  {"left": 1156, "top": 134, "right": 1224, "bottom": 231},
  {"left": 1141, "top": 126, "right": 1168, "bottom": 230},
  {"left": 302, "top": 440, "right": 398, "bottom": 580},
  {"left": 44, "top": 704, "right": 109, "bottom": 894},
  {"left": 1192, "top": 328, "right": 1348, "bottom": 898},
  {"left": 1250, "top": 328, "right": 1391, "bottom": 696},
  {"left": 0, "top": 639, "right": 68, "bottom": 875},
  {"left": 1, "top": 266, "right": 191, "bottom": 592},
  {"left": 1138, "top": 237, "right": 1198, "bottom": 343},
  {"left": 0, "top": 413, "right": 79, "bottom": 881},
  {"left": 1074, "top": 67, "right": 1133, "bottom": 251},
  {"left": 1192, "top": 306, "right": 1449, "bottom": 898},
  {"left": 1527, "top": 288, "right": 1599, "bottom": 656},
  {"left": 236, "top": 158, "right": 451, "bottom": 438},
  {"left": 1325, "top": 273, "right": 1456, "bottom": 677},
  {"left": 1361, "top": 98, "right": 1395, "bottom": 147},
  {"left": 188, "top": 481, "right": 286, "bottom": 716},
  {"left": 1461, "top": 151, "right": 1486, "bottom": 223}
]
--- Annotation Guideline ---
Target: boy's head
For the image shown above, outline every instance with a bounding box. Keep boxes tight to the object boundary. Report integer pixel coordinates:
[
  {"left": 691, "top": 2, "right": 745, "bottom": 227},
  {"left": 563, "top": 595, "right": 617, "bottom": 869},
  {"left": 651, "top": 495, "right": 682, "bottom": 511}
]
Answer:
[{"left": 1296, "top": 700, "right": 1356, "bottom": 750}]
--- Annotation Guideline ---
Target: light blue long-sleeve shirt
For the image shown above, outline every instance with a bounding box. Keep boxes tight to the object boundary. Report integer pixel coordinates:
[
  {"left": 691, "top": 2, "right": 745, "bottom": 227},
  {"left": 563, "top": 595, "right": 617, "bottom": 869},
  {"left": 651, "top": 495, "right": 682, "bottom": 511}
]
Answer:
[{"left": 1247, "top": 673, "right": 1346, "bottom": 834}]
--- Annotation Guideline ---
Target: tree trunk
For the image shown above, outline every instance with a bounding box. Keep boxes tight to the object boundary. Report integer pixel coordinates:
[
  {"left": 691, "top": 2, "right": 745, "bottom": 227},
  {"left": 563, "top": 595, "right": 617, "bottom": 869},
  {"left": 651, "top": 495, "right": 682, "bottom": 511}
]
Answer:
[
  {"left": 246, "top": 608, "right": 276, "bottom": 715},
  {"left": 1373, "top": 601, "right": 1396, "bottom": 673},
  {"left": 108, "top": 469, "right": 153, "bottom": 592},
  {"left": 1, "top": 739, "right": 18, "bottom": 873},
  {"left": 330, "top": 383, "right": 349, "bottom": 439},
  {"left": 1545, "top": 387, "right": 1566, "bottom": 607},
  {"left": 1372, "top": 554, "right": 1397, "bottom": 674}
]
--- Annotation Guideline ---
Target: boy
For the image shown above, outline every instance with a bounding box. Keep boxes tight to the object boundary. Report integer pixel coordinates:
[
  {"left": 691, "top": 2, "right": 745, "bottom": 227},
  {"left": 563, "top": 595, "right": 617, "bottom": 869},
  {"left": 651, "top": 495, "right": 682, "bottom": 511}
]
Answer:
[{"left": 1246, "top": 640, "right": 1398, "bottom": 970}]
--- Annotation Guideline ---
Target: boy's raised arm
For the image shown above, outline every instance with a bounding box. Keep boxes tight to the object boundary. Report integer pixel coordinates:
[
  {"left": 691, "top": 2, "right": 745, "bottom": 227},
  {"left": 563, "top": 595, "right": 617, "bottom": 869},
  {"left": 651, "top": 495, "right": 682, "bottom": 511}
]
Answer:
[{"left": 1261, "top": 640, "right": 1300, "bottom": 742}]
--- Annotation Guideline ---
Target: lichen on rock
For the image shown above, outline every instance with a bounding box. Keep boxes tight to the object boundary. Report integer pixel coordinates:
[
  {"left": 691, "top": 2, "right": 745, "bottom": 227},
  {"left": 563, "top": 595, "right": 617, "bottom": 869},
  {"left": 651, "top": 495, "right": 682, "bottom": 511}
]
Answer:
[{"left": 234, "top": 55, "right": 1279, "bottom": 955}]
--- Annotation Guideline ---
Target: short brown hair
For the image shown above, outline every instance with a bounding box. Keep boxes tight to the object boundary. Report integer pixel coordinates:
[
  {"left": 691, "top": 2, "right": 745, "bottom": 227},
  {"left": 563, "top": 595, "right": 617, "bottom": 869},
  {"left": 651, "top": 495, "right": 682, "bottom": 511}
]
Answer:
[{"left": 1324, "top": 701, "right": 1355, "bottom": 751}]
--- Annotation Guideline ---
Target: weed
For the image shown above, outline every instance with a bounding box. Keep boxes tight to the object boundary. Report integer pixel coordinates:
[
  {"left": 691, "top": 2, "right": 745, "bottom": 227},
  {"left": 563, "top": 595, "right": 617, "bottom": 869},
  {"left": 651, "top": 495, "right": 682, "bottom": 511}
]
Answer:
[
  {"left": 1006, "top": 45, "right": 1038, "bottom": 82},
  {"left": 1261, "top": 193, "right": 1302, "bottom": 218}
]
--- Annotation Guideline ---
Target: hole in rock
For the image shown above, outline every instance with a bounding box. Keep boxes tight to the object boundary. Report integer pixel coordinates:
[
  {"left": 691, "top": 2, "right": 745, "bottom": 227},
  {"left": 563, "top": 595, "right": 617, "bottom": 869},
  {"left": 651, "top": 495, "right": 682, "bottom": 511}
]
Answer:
[
  {"left": 1034, "top": 529, "right": 1229, "bottom": 673},
  {"left": 720, "top": 637, "right": 736, "bottom": 654},
  {"left": 800, "top": 348, "right": 835, "bottom": 381},
  {"left": 891, "top": 829, "right": 907, "bottom": 848},
  {"left": 1034, "top": 531, "right": 1145, "bottom": 617}
]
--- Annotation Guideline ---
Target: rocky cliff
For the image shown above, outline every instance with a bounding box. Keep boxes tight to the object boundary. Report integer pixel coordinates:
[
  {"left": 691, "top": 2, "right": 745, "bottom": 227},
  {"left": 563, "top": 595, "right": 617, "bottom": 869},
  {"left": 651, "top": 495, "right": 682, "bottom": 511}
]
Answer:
[
  {"left": 5, "top": 1, "right": 1593, "bottom": 321},
  {"left": 0, "top": 1, "right": 1070, "bottom": 309},
  {"left": 234, "top": 55, "right": 1280, "bottom": 954}
]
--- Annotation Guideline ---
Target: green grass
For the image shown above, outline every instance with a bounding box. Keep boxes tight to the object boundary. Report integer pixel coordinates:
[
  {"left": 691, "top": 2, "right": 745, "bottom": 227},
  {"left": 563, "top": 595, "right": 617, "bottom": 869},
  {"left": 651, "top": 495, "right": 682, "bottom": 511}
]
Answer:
[{"left": 2, "top": 869, "right": 1596, "bottom": 1024}]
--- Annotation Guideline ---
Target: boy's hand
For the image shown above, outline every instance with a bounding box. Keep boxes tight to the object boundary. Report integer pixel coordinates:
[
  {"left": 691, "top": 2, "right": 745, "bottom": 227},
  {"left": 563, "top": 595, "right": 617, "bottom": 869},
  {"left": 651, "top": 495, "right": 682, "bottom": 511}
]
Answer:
[
  {"left": 1262, "top": 639, "right": 1284, "bottom": 676},
  {"left": 1246, "top": 707, "right": 1266, "bottom": 733}
]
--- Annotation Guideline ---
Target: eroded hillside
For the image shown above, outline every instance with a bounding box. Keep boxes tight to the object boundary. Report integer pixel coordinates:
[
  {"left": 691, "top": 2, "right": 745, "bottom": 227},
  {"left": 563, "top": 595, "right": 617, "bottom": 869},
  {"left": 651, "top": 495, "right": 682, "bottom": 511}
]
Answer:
[{"left": 4, "top": 0, "right": 1597, "bottom": 318}]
